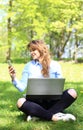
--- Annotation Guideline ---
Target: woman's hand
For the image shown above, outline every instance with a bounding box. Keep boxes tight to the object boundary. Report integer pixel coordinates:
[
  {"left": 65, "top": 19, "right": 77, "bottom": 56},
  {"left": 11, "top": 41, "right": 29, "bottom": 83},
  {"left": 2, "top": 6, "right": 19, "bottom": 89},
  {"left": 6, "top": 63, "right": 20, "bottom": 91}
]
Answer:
[{"left": 8, "top": 66, "right": 16, "bottom": 81}]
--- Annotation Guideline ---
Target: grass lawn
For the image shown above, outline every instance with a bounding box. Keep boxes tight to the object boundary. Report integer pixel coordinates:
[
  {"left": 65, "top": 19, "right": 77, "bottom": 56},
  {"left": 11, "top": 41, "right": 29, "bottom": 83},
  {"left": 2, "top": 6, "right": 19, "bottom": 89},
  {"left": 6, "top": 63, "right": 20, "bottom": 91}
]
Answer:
[{"left": 0, "top": 61, "right": 83, "bottom": 130}]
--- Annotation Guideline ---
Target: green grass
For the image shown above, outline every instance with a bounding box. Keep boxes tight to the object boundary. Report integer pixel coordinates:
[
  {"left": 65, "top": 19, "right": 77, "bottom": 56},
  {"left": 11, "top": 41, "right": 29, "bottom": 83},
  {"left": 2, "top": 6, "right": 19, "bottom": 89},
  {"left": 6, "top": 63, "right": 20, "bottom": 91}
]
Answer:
[{"left": 0, "top": 61, "right": 83, "bottom": 130}]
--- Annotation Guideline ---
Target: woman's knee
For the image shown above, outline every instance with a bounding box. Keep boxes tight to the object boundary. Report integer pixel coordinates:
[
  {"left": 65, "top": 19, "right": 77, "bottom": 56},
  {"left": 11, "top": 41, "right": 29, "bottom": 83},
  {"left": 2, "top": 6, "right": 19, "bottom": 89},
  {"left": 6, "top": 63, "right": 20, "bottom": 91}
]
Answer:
[
  {"left": 68, "top": 88, "right": 77, "bottom": 99},
  {"left": 17, "top": 98, "right": 26, "bottom": 108}
]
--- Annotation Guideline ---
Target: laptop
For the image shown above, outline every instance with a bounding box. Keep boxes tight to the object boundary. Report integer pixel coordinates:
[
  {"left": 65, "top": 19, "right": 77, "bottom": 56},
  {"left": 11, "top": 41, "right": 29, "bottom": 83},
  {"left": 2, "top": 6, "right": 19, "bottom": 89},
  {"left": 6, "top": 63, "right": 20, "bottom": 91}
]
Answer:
[{"left": 26, "top": 78, "right": 65, "bottom": 100}]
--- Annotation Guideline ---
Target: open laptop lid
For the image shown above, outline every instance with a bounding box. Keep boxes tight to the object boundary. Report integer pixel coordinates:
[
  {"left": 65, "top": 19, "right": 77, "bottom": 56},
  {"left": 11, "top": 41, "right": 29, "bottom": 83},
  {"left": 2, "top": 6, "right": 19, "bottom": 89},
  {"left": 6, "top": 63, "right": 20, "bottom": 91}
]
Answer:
[{"left": 26, "top": 78, "right": 65, "bottom": 100}]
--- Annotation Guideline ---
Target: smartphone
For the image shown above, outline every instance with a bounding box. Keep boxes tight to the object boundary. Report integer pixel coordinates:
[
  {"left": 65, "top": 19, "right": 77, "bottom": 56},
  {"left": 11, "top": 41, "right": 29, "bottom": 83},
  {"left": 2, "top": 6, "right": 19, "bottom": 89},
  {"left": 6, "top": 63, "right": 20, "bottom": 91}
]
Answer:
[
  {"left": 7, "top": 60, "right": 15, "bottom": 74},
  {"left": 7, "top": 60, "right": 12, "bottom": 67}
]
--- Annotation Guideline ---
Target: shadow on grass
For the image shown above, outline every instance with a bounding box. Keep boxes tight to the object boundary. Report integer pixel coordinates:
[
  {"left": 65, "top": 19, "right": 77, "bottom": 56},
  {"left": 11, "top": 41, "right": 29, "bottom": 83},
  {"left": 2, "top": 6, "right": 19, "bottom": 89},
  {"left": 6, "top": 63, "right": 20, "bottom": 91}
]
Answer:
[
  {"left": 0, "top": 81, "right": 83, "bottom": 130},
  {"left": 64, "top": 81, "right": 83, "bottom": 87},
  {"left": 0, "top": 81, "right": 22, "bottom": 111},
  {"left": 0, "top": 121, "right": 78, "bottom": 130}
]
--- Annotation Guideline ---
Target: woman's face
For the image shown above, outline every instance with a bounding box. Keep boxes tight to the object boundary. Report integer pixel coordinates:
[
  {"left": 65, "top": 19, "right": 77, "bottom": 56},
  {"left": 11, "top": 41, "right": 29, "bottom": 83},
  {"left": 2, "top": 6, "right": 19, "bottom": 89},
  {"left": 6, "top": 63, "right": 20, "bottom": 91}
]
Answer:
[{"left": 30, "top": 49, "right": 41, "bottom": 60}]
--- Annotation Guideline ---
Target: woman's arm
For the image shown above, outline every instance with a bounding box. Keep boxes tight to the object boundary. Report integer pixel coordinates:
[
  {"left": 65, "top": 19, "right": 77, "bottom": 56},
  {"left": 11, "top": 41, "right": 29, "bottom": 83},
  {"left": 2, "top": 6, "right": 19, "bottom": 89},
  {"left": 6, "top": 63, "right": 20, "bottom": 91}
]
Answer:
[{"left": 8, "top": 64, "right": 29, "bottom": 92}]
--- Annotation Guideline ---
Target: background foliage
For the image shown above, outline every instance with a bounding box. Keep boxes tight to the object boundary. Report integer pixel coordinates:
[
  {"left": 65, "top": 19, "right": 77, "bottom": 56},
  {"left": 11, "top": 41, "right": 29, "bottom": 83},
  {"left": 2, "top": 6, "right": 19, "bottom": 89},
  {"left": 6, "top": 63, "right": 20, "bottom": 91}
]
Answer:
[{"left": 0, "top": 0, "right": 83, "bottom": 62}]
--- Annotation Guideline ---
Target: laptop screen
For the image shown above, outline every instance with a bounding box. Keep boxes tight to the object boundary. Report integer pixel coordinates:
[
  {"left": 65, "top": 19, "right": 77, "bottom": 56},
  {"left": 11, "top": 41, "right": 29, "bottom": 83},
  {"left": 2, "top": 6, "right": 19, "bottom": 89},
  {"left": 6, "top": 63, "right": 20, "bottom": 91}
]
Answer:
[{"left": 26, "top": 78, "right": 65, "bottom": 100}]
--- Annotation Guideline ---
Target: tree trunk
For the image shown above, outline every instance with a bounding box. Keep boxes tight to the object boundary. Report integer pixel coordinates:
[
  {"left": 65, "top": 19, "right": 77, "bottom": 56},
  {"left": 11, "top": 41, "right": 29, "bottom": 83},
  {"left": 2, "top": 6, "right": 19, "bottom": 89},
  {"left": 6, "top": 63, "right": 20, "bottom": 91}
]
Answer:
[
  {"left": 6, "top": 0, "right": 12, "bottom": 61},
  {"left": 74, "top": 34, "right": 79, "bottom": 63}
]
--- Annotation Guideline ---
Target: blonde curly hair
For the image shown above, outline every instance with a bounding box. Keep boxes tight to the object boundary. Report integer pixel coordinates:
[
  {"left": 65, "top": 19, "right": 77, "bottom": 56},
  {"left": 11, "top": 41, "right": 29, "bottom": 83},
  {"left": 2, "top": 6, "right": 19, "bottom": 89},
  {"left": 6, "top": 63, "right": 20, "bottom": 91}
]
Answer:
[{"left": 28, "top": 40, "right": 51, "bottom": 77}]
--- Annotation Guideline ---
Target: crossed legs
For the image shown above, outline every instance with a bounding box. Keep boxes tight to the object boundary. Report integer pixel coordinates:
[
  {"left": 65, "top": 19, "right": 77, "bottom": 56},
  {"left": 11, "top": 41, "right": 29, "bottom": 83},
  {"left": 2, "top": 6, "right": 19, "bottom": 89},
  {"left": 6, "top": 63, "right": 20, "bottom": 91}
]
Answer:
[{"left": 17, "top": 89, "right": 77, "bottom": 121}]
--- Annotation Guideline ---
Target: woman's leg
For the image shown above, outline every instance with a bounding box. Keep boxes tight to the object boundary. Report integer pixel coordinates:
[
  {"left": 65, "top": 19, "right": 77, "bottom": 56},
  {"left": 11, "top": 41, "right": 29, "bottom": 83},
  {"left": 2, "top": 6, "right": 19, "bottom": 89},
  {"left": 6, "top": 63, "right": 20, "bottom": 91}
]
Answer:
[
  {"left": 48, "top": 88, "right": 77, "bottom": 114},
  {"left": 16, "top": 89, "right": 77, "bottom": 121},
  {"left": 17, "top": 98, "right": 53, "bottom": 120},
  {"left": 49, "top": 89, "right": 77, "bottom": 121}
]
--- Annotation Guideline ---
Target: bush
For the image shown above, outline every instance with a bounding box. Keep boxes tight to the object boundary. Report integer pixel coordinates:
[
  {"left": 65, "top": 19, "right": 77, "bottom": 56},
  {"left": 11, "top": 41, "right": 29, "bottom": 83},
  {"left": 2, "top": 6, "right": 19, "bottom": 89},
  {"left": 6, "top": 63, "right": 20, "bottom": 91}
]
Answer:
[
  {"left": 11, "top": 57, "right": 30, "bottom": 64},
  {"left": 76, "top": 58, "right": 83, "bottom": 63}
]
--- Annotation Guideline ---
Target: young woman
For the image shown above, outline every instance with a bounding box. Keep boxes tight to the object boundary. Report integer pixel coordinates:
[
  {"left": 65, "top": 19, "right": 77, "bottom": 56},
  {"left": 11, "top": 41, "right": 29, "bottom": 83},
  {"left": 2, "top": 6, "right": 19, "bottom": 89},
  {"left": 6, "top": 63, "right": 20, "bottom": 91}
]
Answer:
[{"left": 9, "top": 40, "right": 77, "bottom": 122}]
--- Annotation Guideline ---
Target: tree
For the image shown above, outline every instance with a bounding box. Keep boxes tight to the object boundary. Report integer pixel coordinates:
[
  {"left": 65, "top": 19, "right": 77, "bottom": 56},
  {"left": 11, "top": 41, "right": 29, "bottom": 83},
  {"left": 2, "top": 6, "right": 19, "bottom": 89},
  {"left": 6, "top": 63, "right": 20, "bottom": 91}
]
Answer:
[
  {"left": 45, "top": 0, "right": 83, "bottom": 58},
  {"left": 1, "top": 0, "right": 83, "bottom": 61},
  {"left": 6, "top": 0, "right": 12, "bottom": 61}
]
